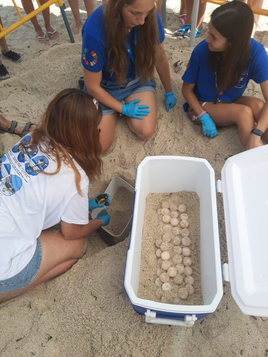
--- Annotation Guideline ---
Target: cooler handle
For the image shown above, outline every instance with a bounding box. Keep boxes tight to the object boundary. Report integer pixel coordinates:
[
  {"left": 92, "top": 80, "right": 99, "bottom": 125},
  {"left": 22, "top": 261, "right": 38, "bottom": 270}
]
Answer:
[{"left": 145, "top": 310, "right": 197, "bottom": 327}]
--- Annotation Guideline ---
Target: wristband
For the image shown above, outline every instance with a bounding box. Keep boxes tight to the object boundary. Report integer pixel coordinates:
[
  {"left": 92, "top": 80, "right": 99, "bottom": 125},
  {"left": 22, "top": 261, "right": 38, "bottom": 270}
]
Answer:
[
  {"left": 251, "top": 128, "right": 264, "bottom": 138},
  {"left": 198, "top": 111, "right": 207, "bottom": 118}
]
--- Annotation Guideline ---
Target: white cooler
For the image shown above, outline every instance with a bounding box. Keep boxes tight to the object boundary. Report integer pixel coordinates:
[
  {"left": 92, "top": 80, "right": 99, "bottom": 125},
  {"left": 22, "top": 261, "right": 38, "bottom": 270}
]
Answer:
[{"left": 124, "top": 146, "right": 268, "bottom": 327}]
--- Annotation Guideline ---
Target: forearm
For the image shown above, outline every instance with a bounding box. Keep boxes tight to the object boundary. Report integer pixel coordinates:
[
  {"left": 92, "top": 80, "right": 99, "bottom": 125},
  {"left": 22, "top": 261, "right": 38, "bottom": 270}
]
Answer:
[
  {"left": 182, "top": 83, "right": 204, "bottom": 116},
  {"left": 61, "top": 219, "right": 103, "bottom": 240},
  {"left": 83, "top": 68, "right": 123, "bottom": 113},
  {"left": 155, "top": 54, "right": 172, "bottom": 93}
]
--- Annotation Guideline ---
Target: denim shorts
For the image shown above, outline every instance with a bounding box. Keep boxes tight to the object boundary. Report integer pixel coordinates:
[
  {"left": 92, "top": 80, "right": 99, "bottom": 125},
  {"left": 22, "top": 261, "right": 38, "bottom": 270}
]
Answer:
[
  {"left": 85, "top": 77, "right": 156, "bottom": 116},
  {"left": 0, "top": 239, "right": 42, "bottom": 294}
]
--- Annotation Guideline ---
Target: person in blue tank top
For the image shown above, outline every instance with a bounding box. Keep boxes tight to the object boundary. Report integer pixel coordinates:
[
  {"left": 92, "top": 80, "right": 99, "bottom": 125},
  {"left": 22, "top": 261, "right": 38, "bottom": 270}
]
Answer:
[
  {"left": 182, "top": 1, "right": 268, "bottom": 151},
  {"left": 82, "top": 0, "right": 177, "bottom": 152}
]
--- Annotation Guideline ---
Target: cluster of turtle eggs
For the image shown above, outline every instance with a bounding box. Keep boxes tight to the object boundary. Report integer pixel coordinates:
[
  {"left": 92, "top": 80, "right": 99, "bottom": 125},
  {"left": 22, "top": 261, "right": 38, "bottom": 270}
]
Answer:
[{"left": 155, "top": 201, "right": 194, "bottom": 303}]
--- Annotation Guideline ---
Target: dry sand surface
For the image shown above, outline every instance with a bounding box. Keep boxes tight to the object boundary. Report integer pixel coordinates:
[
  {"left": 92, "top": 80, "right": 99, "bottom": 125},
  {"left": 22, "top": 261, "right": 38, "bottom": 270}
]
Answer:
[{"left": 1, "top": 0, "right": 268, "bottom": 356}]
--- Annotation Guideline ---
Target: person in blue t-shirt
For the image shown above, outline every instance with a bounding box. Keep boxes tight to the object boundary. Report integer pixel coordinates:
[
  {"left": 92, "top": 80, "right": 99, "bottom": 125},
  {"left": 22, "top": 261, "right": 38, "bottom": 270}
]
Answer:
[
  {"left": 82, "top": 0, "right": 177, "bottom": 152},
  {"left": 182, "top": 1, "right": 268, "bottom": 151}
]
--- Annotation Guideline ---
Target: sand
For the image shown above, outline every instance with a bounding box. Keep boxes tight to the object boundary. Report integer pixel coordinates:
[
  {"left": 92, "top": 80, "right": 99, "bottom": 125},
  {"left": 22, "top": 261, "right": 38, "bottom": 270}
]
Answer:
[
  {"left": 1, "top": 0, "right": 268, "bottom": 356},
  {"left": 106, "top": 186, "right": 134, "bottom": 236}
]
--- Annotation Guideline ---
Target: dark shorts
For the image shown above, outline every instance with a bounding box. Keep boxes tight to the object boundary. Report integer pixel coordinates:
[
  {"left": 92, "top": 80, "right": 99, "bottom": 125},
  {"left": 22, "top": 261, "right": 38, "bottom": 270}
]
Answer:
[{"left": 0, "top": 239, "right": 42, "bottom": 294}]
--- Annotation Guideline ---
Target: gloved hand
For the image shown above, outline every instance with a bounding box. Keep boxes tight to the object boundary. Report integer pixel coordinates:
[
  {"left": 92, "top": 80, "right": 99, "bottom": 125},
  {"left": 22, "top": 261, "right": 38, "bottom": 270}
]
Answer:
[
  {"left": 199, "top": 113, "right": 218, "bottom": 138},
  {"left": 122, "top": 100, "right": 150, "bottom": 119},
  {"left": 88, "top": 193, "right": 111, "bottom": 211},
  {"left": 164, "top": 91, "right": 177, "bottom": 112},
  {"left": 95, "top": 209, "right": 111, "bottom": 226}
]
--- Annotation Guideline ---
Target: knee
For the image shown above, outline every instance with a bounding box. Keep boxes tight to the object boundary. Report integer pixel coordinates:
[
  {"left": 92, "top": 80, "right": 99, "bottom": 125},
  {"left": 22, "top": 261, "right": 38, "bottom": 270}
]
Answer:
[
  {"left": 237, "top": 105, "right": 254, "bottom": 123},
  {"left": 134, "top": 125, "right": 156, "bottom": 141},
  {"left": 253, "top": 99, "right": 265, "bottom": 118}
]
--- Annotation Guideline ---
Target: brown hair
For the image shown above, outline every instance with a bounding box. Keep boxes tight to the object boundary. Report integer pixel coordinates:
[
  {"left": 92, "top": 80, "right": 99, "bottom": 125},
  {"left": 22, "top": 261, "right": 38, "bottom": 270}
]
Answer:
[
  {"left": 209, "top": 1, "right": 254, "bottom": 93},
  {"left": 104, "top": 0, "right": 159, "bottom": 85},
  {"left": 27, "top": 88, "right": 102, "bottom": 195}
]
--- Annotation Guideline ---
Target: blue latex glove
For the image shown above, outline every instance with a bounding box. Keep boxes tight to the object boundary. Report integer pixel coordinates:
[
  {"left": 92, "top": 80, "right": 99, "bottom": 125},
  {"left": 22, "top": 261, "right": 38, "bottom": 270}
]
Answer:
[
  {"left": 199, "top": 113, "right": 218, "bottom": 138},
  {"left": 88, "top": 193, "right": 111, "bottom": 211},
  {"left": 122, "top": 100, "right": 150, "bottom": 119},
  {"left": 95, "top": 209, "right": 111, "bottom": 226},
  {"left": 164, "top": 91, "right": 177, "bottom": 112}
]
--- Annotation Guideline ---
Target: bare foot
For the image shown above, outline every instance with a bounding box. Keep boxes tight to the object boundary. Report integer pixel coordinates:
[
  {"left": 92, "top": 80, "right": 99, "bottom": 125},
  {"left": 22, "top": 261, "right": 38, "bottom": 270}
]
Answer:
[{"left": 71, "top": 22, "right": 83, "bottom": 35}]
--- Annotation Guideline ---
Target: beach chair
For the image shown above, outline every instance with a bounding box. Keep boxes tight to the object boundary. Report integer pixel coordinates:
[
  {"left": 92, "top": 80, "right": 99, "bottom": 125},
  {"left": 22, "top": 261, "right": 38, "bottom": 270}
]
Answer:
[{"left": 0, "top": 0, "right": 74, "bottom": 43}]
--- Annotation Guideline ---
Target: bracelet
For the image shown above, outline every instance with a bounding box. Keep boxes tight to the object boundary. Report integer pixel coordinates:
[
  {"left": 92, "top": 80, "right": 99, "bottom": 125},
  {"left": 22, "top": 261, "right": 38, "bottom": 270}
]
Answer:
[
  {"left": 198, "top": 111, "right": 207, "bottom": 118},
  {"left": 251, "top": 128, "right": 264, "bottom": 138}
]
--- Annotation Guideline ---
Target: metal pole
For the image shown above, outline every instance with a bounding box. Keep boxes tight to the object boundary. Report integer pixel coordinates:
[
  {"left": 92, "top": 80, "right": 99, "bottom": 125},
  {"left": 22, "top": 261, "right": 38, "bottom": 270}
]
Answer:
[{"left": 60, "top": 4, "right": 75, "bottom": 43}]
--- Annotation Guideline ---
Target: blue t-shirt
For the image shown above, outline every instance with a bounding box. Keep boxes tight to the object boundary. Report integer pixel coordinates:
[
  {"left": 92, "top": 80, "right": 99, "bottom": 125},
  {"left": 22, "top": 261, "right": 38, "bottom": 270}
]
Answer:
[
  {"left": 81, "top": 5, "right": 165, "bottom": 83},
  {"left": 182, "top": 39, "right": 268, "bottom": 103}
]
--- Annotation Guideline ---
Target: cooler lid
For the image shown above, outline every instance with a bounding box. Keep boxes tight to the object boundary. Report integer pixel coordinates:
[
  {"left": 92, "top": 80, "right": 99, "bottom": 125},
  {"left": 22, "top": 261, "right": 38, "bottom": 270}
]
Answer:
[{"left": 221, "top": 145, "right": 268, "bottom": 317}]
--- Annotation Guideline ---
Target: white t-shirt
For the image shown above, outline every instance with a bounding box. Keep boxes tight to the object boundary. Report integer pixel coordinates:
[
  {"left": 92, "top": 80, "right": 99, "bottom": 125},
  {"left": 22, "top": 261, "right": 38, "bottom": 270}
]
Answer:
[{"left": 0, "top": 135, "right": 89, "bottom": 280}]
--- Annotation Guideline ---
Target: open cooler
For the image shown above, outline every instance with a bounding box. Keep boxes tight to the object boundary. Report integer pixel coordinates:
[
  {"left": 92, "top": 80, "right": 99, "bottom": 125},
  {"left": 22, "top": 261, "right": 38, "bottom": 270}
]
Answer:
[{"left": 124, "top": 146, "right": 268, "bottom": 327}]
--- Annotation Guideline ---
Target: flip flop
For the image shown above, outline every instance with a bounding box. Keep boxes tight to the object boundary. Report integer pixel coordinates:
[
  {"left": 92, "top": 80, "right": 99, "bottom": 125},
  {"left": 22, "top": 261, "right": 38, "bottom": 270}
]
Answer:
[
  {"left": 46, "top": 30, "right": 60, "bottom": 41},
  {"left": 36, "top": 34, "right": 49, "bottom": 44}
]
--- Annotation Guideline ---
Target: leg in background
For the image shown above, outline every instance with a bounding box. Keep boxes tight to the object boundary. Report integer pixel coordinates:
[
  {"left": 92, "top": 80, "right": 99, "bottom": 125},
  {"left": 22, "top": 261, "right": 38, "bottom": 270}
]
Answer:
[
  {"left": 68, "top": 0, "right": 83, "bottom": 33},
  {"left": 0, "top": 18, "right": 9, "bottom": 54},
  {"left": 186, "top": 0, "right": 206, "bottom": 31},
  {"left": 83, "top": 0, "right": 95, "bottom": 16},
  {"left": 39, "top": 0, "right": 59, "bottom": 39},
  {"left": 252, "top": 0, "right": 264, "bottom": 37},
  {"left": 21, "top": 0, "right": 46, "bottom": 39}
]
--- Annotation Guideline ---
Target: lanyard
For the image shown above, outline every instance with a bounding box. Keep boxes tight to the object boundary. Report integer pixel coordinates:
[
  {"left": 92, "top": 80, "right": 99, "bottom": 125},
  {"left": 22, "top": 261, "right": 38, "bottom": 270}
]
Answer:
[{"left": 126, "top": 28, "right": 137, "bottom": 64}]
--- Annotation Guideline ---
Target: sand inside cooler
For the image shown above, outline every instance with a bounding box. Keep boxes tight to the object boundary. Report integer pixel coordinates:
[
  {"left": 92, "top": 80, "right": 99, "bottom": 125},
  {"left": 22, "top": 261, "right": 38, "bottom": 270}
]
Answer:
[{"left": 106, "top": 186, "right": 134, "bottom": 236}]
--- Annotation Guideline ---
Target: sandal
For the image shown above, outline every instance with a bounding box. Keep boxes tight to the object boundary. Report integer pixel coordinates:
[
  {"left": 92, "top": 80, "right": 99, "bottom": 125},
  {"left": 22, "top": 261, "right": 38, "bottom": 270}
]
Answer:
[
  {"left": 46, "top": 30, "right": 60, "bottom": 41},
  {"left": 0, "top": 120, "right": 18, "bottom": 134},
  {"left": 2, "top": 50, "right": 21, "bottom": 63},
  {"left": 173, "top": 24, "right": 191, "bottom": 37},
  {"left": 184, "top": 28, "right": 204, "bottom": 38},
  {"left": 0, "top": 64, "right": 10, "bottom": 80},
  {"left": 19, "top": 122, "right": 34, "bottom": 137},
  {"left": 36, "top": 34, "right": 49, "bottom": 44},
  {"left": 0, "top": 121, "right": 34, "bottom": 137}
]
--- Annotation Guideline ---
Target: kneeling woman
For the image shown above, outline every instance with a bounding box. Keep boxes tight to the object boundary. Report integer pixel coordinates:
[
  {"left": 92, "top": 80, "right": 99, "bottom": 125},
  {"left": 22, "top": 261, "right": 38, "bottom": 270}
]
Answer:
[
  {"left": 0, "top": 89, "right": 110, "bottom": 303},
  {"left": 182, "top": 1, "right": 268, "bottom": 150},
  {"left": 82, "top": 0, "right": 177, "bottom": 152}
]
